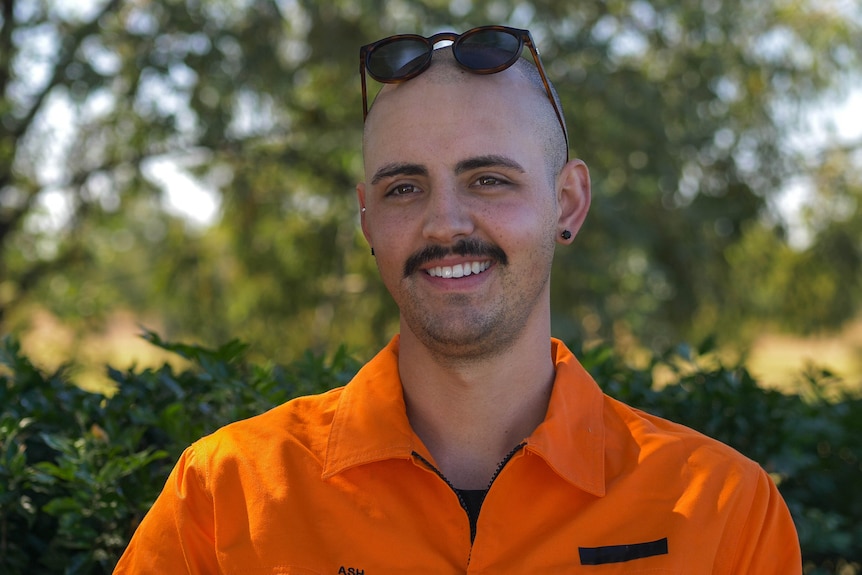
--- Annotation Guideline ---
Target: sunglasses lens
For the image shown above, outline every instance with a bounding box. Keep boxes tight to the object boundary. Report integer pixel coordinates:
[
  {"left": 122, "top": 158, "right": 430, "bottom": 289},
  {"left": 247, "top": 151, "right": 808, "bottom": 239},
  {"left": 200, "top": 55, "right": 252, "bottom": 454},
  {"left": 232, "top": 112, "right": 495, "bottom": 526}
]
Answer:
[
  {"left": 367, "top": 38, "right": 431, "bottom": 81},
  {"left": 457, "top": 29, "right": 521, "bottom": 69}
]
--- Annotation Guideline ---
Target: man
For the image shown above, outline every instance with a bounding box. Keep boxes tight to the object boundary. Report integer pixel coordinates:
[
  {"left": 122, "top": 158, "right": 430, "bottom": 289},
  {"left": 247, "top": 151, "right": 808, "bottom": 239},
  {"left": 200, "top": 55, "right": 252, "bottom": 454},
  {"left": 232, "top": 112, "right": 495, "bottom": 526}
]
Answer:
[{"left": 114, "top": 26, "right": 801, "bottom": 573}]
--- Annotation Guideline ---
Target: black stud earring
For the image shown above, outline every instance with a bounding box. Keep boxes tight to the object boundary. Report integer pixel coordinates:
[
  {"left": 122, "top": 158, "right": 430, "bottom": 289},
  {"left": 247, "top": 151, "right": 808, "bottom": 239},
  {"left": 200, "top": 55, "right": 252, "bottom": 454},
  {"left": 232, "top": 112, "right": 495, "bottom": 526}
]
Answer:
[{"left": 561, "top": 230, "right": 572, "bottom": 240}]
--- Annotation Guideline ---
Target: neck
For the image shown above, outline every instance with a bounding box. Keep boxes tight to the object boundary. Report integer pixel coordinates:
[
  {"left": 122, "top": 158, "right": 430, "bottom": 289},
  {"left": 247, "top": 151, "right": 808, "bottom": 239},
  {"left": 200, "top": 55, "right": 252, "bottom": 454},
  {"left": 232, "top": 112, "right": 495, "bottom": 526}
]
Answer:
[{"left": 397, "top": 326, "right": 555, "bottom": 489}]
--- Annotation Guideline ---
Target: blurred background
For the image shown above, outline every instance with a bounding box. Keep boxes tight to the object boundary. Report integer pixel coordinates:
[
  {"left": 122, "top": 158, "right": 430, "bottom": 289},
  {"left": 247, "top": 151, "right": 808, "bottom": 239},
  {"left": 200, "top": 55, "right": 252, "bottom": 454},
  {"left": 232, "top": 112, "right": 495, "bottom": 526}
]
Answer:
[{"left": 2, "top": 0, "right": 861, "bottom": 391}]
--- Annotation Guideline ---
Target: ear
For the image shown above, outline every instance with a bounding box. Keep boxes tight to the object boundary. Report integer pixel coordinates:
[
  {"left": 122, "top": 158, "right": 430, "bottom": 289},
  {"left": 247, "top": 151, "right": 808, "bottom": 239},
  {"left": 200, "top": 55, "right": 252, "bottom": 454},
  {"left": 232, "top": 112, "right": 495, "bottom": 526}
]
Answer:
[
  {"left": 555, "top": 159, "right": 591, "bottom": 244},
  {"left": 357, "top": 182, "right": 372, "bottom": 246}
]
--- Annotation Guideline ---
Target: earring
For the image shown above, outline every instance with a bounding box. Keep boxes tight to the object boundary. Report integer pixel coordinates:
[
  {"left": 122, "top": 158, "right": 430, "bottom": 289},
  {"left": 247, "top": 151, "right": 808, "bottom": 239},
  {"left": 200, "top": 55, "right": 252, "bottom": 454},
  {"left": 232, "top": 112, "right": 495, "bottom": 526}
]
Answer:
[
  {"left": 561, "top": 230, "right": 572, "bottom": 240},
  {"left": 371, "top": 247, "right": 375, "bottom": 256},
  {"left": 361, "top": 207, "right": 366, "bottom": 213}
]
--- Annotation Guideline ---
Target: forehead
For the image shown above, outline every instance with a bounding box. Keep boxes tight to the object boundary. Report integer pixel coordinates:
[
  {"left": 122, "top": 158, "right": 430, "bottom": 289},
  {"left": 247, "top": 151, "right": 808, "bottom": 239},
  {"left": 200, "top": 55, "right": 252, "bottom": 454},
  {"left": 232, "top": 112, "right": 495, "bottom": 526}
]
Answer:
[{"left": 363, "top": 67, "right": 544, "bottom": 169}]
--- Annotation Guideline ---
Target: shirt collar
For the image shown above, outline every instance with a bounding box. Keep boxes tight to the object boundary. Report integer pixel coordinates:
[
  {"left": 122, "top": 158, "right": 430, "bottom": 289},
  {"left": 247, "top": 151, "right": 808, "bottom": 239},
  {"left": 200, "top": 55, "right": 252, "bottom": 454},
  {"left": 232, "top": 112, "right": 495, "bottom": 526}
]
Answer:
[
  {"left": 323, "top": 336, "right": 606, "bottom": 497},
  {"left": 322, "top": 335, "right": 417, "bottom": 479},
  {"left": 524, "top": 339, "right": 606, "bottom": 496}
]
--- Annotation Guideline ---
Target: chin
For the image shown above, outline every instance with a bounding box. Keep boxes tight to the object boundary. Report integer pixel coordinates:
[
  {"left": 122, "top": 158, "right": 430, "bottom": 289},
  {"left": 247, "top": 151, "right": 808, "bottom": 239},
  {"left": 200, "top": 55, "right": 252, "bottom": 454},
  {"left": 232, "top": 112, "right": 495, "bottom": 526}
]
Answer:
[{"left": 415, "top": 322, "right": 521, "bottom": 361}]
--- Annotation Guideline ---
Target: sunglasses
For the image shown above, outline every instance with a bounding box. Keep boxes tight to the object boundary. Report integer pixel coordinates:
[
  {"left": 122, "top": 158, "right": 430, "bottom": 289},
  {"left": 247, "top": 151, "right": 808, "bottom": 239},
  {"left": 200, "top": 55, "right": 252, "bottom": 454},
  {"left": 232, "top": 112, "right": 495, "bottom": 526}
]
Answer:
[{"left": 359, "top": 25, "right": 569, "bottom": 155}]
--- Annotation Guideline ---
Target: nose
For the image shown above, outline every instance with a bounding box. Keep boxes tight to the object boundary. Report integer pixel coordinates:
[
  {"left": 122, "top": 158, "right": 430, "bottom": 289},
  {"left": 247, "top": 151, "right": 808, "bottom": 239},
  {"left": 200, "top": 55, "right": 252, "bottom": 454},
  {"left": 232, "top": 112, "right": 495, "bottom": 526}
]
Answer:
[{"left": 421, "top": 185, "right": 474, "bottom": 244}]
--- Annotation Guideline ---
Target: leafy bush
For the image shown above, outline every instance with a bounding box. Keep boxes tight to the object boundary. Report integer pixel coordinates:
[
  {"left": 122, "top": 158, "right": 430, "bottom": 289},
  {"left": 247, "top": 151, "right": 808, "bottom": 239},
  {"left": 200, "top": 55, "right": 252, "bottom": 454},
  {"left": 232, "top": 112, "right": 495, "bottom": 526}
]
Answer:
[
  {"left": 0, "top": 331, "right": 357, "bottom": 574},
  {"left": 0, "top": 332, "right": 858, "bottom": 573}
]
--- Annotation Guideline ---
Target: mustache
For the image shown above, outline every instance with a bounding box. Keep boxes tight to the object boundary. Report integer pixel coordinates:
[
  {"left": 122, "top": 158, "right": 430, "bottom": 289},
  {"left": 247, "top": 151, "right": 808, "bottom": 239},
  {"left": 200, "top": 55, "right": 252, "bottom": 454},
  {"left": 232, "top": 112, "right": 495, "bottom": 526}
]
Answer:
[{"left": 403, "top": 238, "right": 508, "bottom": 278}]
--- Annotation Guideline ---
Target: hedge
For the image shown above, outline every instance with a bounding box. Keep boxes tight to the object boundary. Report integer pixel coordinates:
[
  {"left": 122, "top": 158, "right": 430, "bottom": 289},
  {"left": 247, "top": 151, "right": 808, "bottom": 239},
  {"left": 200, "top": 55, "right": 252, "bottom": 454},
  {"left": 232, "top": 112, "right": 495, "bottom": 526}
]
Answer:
[{"left": 0, "top": 331, "right": 859, "bottom": 573}]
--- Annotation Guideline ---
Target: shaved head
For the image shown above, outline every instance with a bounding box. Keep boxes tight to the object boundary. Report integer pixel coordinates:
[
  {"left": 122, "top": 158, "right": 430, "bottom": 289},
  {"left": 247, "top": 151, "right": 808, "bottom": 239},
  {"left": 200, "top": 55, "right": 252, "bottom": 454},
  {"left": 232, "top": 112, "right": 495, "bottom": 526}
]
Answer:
[{"left": 364, "top": 47, "right": 569, "bottom": 178}]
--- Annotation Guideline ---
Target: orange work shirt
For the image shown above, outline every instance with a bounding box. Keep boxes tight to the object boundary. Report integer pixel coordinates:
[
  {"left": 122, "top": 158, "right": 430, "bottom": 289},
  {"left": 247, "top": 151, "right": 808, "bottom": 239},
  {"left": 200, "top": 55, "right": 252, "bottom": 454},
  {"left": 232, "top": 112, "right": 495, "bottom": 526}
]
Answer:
[{"left": 114, "top": 336, "right": 801, "bottom": 574}]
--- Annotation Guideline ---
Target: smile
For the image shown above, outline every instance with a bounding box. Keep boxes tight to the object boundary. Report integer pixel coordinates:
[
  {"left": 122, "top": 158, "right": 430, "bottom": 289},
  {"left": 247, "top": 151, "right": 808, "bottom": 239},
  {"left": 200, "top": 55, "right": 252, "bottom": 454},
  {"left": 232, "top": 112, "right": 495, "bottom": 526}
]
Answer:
[{"left": 426, "top": 261, "right": 491, "bottom": 279}]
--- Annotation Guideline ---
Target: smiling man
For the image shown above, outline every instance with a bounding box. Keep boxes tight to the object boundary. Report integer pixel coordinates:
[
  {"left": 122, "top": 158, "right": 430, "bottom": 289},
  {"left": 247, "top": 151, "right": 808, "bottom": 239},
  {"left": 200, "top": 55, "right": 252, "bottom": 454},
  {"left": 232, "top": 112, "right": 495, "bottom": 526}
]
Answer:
[
  {"left": 114, "top": 26, "right": 801, "bottom": 573},
  {"left": 356, "top": 44, "right": 589, "bottom": 492}
]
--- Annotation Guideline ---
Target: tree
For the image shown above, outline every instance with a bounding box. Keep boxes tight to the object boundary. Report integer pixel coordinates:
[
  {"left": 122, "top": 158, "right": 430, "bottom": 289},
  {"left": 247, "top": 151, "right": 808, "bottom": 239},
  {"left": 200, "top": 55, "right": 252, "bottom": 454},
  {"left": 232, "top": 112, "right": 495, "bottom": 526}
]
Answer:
[
  {"left": 1, "top": 0, "right": 860, "bottom": 363},
  {"left": 543, "top": 0, "right": 862, "bottom": 348}
]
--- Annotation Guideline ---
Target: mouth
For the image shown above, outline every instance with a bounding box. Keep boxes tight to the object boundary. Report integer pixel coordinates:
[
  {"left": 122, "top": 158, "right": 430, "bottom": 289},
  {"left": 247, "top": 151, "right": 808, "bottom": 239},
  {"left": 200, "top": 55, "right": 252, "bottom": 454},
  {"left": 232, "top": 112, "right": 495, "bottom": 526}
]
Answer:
[
  {"left": 403, "top": 239, "right": 508, "bottom": 278},
  {"left": 426, "top": 260, "right": 492, "bottom": 279}
]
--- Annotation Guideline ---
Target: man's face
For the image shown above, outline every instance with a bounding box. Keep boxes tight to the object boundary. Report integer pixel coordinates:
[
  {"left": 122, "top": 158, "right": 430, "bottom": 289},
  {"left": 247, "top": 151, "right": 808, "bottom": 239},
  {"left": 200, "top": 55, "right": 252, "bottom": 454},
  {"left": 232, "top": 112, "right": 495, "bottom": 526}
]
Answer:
[{"left": 358, "top": 66, "right": 565, "bottom": 360}]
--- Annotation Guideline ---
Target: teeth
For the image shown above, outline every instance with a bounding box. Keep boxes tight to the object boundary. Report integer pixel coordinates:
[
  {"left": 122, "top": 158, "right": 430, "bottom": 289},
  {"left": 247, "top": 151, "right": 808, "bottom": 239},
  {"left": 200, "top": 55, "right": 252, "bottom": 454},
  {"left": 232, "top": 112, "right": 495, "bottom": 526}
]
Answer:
[{"left": 427, "top": 261, "right": 490, "bottom": 278}]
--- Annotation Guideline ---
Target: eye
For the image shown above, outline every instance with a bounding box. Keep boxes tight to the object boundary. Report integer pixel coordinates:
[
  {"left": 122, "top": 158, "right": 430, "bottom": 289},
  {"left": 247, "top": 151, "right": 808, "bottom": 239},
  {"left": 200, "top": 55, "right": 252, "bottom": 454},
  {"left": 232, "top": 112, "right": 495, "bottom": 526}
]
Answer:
[
  {"left": 474, "top": 175, "right": 508, "bottom": 187},
  {"left": 386, "top": 183, "right": 421, "bottom": 196}
]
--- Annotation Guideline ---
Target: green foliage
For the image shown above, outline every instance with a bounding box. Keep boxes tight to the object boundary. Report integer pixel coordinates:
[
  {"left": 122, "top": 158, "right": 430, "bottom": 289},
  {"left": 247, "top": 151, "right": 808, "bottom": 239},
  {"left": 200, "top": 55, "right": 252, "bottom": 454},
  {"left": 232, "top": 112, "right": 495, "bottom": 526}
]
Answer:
[
  {"left": 2, "top": 0, "right": 861, "bottom": 361},
  {"left": 0, "top": 333, "right": 357, "bottom": 573},
  {"left": 1, "top": 332, "right": 860, "bottom": 572}
]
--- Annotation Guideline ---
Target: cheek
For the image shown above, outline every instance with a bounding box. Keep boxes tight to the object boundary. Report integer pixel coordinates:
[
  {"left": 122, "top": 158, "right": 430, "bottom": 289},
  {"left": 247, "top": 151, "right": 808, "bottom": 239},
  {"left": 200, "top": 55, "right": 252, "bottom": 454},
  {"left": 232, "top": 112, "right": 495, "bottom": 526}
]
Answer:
[
  {"left": 371, "top": 231, "right": 411, "bottom": 287},
  {"left": 365, "top": 212, "right": 398, "bottom": 250},
  {"left": 486, "top": 198, "right": 557, "bottom": 244},
  {"left": 377, "top": 251, "right": 403, "bottom": 282}
]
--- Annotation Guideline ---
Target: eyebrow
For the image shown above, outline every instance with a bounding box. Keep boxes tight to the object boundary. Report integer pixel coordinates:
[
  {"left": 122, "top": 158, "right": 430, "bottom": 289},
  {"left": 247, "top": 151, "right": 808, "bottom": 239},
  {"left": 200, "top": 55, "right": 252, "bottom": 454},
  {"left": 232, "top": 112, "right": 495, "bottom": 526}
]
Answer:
[
  {"left": 455, "top": 155, "right": 526, "bottom": 175},
  {"left": 370, "top": 155, "right": 526, "bottom": 185},
  {"left": 371, "top": 163, "right": 428, "bottom": 185}
]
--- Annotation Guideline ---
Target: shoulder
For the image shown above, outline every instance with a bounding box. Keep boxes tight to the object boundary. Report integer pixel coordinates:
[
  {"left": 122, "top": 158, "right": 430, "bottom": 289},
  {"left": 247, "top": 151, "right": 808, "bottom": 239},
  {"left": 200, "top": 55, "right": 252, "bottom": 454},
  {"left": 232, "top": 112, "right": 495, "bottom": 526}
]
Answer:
[
  {"left": 597, "top": 395, "right": 801, "bottom": 571},
  {"left": 604, "top": 393, "right": 759, "bottom": 469},
  {"left": 188, "top": 386, "right": 347, "bottom": 476},
  {"left": 232, "top": 386, "right": 346, "bottom": 437},
  {"left": 179, "top": 337, "right": 404, "bottom": 485},
  {"left": 551, "top": 339, "right": 762, "bottom": 480},
  {"left": 601, "top": 393, "right": 769, "bottom": 508}
]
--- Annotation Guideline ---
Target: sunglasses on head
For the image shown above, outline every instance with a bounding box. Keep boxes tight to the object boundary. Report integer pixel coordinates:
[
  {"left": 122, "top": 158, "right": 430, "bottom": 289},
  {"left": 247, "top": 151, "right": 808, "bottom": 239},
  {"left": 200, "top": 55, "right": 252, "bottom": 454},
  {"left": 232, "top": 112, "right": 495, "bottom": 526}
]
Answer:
[{"left": 359, "top": 25, "right": 569, "bottom": 156}]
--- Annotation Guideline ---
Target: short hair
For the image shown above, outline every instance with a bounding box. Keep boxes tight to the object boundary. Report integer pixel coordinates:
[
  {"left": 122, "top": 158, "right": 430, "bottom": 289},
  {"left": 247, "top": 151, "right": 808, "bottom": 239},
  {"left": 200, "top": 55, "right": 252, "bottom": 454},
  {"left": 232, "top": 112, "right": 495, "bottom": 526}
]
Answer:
[{"left": 510, "top": 55, "right": 568, "bottom": 175}]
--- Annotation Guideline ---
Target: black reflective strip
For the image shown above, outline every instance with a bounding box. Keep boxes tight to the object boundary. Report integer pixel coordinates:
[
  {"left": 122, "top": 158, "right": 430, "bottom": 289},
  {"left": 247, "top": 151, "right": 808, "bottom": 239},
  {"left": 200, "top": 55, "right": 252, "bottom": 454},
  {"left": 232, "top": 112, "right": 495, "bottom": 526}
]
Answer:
[{"left": 579, "top": 537, "right": 668, "bottom": 565}]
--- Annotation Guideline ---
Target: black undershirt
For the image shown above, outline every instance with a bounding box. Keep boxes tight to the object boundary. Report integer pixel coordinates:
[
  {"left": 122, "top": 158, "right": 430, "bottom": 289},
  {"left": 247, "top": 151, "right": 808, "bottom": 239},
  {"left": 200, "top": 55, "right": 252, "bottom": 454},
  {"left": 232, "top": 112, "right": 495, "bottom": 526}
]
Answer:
[{"left": 454, "top": 488, "right": 489, "bottom": 543}]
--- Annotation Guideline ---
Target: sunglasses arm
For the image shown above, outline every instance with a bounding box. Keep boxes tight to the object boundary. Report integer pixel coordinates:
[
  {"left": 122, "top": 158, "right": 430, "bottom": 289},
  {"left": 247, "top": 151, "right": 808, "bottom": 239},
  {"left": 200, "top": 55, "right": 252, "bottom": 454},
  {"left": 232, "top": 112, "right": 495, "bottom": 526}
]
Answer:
[{"left": 360, "top": 53, "right": 369, "bottom": 120}]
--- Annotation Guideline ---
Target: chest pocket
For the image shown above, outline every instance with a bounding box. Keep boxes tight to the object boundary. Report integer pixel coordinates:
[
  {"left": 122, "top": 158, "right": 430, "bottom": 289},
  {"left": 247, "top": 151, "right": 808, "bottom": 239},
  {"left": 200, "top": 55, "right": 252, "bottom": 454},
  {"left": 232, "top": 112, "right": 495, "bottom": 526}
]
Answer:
[{"left": 579, "top": 537, "right": 669, "bottom": 566}]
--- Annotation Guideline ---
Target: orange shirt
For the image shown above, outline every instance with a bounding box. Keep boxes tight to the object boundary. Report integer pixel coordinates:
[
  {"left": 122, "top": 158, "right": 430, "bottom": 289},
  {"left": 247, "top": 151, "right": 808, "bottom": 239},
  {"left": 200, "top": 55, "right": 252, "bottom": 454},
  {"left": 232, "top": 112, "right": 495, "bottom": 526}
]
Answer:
[{"left": 114, "top": 337, "right": 801, "bottom": 574}]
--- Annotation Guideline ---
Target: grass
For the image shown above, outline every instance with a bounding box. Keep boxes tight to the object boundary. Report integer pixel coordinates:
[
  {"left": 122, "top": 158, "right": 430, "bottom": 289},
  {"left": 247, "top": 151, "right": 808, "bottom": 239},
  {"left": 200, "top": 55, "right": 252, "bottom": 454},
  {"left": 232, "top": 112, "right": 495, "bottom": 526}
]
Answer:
[{"left": 746, "top": 320, "right": 862, "bottom": 394}]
